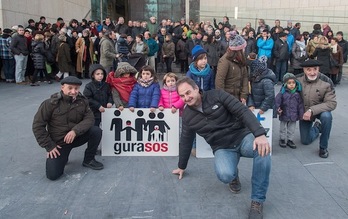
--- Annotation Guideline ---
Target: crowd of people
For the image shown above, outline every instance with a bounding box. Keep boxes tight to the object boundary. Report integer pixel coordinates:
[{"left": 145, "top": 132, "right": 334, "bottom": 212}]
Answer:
[{"left": 5, "top": 14, "right": 338, "bottom": 219}]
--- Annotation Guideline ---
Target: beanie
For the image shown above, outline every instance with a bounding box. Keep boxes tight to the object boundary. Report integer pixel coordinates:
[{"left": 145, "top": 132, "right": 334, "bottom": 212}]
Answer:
[
  {"left": 250, "top": 60, "right": 267, "bottom": 75},
  {"left": 89, "top": 64, "right": 107, "bottom": 79},
  {"left": 191, "top": 45, "right": 206, "bottom": 61},
  {"left": 282, "top": 73, "right": 296, "bottom": 83},
  {"left": 115, "top": 62, "right": 138, "bottom": 77},
  {"left": 229, "top": 31, "right": 247, "bottom": 51}
]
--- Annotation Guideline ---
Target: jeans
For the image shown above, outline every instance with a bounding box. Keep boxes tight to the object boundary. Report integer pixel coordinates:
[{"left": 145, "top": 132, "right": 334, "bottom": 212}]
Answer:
[
  {"left": 275, "top": 60, "right": 287, "bottom": 82},
  {"left": 2, "top": 59, "right": 15, "bottom": 80},
  {"left": 14, "top": 54, "right": 28, "bottom": 82},
  {"left": 214, "top": 133, "right": 271, "bottom": 203},
  {"left": 299, "top": 111, "right": 332, "bottom": 149},
  {"left": 46, "top": 126, "right": 102, "bottom": 180}
]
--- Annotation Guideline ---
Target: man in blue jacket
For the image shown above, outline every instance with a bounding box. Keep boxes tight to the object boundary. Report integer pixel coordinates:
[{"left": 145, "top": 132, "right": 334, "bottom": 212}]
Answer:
[
  {"left": 256, "top": 29, "right": 274, "bottom": 69},
  {"left": 172, "top": 77, "right": 271, "bottom": 219},
  {"left": 144, "top": 31, "right": 159, "bottom": 69}
]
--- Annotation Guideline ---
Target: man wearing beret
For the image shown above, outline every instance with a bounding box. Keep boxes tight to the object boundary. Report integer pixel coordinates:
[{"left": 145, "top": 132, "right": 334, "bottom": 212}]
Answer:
[
  {"left": 33, "top": 76, "right": 104, "bottom": 180},
  {"left": 297, "top": 59, "right": 337, "bottom": 158}
]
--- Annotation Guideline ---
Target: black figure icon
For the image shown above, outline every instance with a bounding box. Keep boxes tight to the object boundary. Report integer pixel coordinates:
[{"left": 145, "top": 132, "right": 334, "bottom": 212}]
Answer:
[
  {"left": 134, "top": 110, "right": 147, "bottom": 141},
  {"left": 145, "top": 112, "right": 170, "bottom": 141},
  {"left": 110, "top": 110, "right": 123, "bottom": 141},
  {"left": 121, "top": 120, "right": 136, "bottom": 141}
]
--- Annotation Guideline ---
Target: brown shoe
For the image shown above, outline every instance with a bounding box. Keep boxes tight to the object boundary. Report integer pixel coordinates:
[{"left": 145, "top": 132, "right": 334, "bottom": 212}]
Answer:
[
  {"left": 229, "top": 176, "right": 241, "bottom": 193},
  {"left": 248, "top": 201, "right": 263, "bottom": 219}
]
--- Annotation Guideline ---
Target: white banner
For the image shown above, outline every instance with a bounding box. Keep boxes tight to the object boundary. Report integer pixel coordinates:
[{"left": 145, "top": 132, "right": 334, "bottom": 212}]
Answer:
[
  {"left": 101, "top": 108, "right": 179, "bottom": 156},
  {"left": 196, "top": 109, "right": 273, "bottom": 158}
]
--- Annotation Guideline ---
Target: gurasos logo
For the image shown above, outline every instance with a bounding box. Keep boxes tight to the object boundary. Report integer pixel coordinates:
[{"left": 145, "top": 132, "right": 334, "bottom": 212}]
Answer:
[
  {"left": 110, "top": 110, "right": 171, "bottom": 155},
  {"left": 114, "top": 142, "right": 168, "bottom": 154}
]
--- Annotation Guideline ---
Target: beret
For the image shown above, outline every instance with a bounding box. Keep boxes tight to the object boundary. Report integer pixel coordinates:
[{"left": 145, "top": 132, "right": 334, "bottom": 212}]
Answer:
[
  {"left": 60, "top": 76, "right": 82, "bottom": 85},
  {"left": 300, "top": 59, "right": 322, "bottom": 67}
]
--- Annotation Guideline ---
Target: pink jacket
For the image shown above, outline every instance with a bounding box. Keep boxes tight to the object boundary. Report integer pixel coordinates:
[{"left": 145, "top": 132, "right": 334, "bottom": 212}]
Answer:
[{"left": 158, "top": 88, "right": 185, "bottom": 115}]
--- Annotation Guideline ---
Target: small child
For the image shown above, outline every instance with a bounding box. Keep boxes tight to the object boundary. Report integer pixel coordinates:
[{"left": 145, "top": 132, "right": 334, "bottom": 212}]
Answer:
[
  {"left": 158, "top": 73, "right": 185, "bottom": 114},
  {"left": 247, "top": 57, "right": 276, "bottom": 114},
  {"left": 83, "top": 64, "right": 113, "bottom": 127},
  {"left": 128, "top": 65, "right": 160, "bottom": 112},
  {"left": 106, "top": 62, "right": 137, "bottom": 111},
  {"left": 275, "top": 73, "right": 304, "bottom": 149},
  {"left": 186, "top": 45, "right": 215, "bottom": 91}
]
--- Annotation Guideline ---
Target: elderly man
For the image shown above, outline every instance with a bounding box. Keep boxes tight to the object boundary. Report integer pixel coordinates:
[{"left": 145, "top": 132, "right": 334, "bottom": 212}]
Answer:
[
  {"left": 297, "top": 59, "right": 337, "bottom": 158},
  {"left": 32, "top": 76, "right": 104, "bottom": 180},
  {"left": 172, "top": 77, "right": 271, "bottom": 219}
]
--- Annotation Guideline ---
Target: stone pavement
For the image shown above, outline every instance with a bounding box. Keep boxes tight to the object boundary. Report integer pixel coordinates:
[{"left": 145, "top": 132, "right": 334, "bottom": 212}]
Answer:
[{"left": 0, "top": 71, "right": 348, "bottom": 219}]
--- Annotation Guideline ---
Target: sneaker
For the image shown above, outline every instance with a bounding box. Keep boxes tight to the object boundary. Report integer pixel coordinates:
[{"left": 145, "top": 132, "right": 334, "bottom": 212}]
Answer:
[
  {"left": 319, "top": 148, "right": 329, "bottom": 158},
  {"left": 248, "top": 200, "right": 263, "bottom": 219},
  {"left": 279, "top": 139, "right": 286, "bottom": 148},
  {"left": 82, "top": 159, "right": 104, "bottom": 170},
  {"left": 287, "top": 140, "right": 297, "bottom": 149},
  {"left": 229, "top": 176, "right": 241, "bottom": 193},
  {"left": 314, "top": 121, "right": 322, "bottom": 133}
]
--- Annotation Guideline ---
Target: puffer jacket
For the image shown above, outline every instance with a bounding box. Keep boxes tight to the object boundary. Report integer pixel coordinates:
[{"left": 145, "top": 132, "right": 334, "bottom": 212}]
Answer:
[
  {"left": 128, "top": 82, "right": 161, "bottom": 108},
  {"left": 31, "top": 41, "right": 47, "bottom": 70},
  {"left": 178, "top": 89, "right": 266, "bottom": 169},
  {"left": 158, "top": 87, "right": 185, "bottom": 114},
  {"left": 216, "top": 52, "right": 249, "bottom": 100},
  {"left": 275, "top": 88, "right": 304, "bottom": 122},
  {"left": 32, "top": 92, "right": 94, "bottom": 152},
  {"left": 247, "top": 69, "right": 276, "bottom": 111},
  {"left": 186, "top": 63, "right": 215, "bottom": 91},
  {"left": 297, "top": 73, "right": 337, "bottom": 117}
]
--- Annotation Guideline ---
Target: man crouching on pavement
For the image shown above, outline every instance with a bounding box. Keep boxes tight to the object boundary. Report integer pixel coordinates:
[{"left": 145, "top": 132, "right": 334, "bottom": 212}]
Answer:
[
  {"left": 32, "top": 76, "right": 104, "bottom": 180},
  {"left": 172, "top": 77, "right": 271, "bottom": 219}
]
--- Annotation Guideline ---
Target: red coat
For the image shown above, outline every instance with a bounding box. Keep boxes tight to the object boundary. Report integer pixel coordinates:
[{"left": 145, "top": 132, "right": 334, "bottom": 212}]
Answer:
[{"left": 158, "top": 87, "right": 185, "bottom": 115}]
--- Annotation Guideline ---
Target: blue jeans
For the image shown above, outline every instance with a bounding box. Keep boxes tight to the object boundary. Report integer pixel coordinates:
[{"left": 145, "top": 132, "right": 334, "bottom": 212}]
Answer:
[
  {"left": 299, "top": 111, "right": 332, "bottom": 149},
  {"left": 14, "top": 54, "right": 28, "bottom": 82},
  {"left": 214, "top": 133, "right": 271, "bottom": 203},
  {"left": 275, "top": 60, "right": 287, "bottom": 82}
]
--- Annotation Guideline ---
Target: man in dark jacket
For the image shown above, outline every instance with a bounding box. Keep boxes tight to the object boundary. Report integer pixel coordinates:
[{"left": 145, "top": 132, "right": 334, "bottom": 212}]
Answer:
[
  {"left": 32, "top": 76, "right": 104, "bottom": 181},
  {"left": 172, "top": 77, "right": 271, "bottom": 219},
  {"left": 273, "top": 32, "right": 289, "bottom": 82},
  {"left": 336, "top": 31, "right": 347, "bottom": 84}
]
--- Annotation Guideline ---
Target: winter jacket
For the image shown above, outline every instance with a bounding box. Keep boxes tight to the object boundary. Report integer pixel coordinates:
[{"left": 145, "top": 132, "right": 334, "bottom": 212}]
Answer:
[
  {"left": 275, "top": 88, "right": 304, "bottom": 122},
  {"left": 128, "top": 82, "right": 161, "bottom": 108},
  {"left": 31, "top": 41, "right": 47, "bottom": 70},
  {"left": 292, "top": 41, "right": 308, "bottom": 70},
  {"left": 10, "top": 34, "right": 29, "bottom": 56},
  {"left": 131, "top": 41, "right": 149, "bottom": 56},
  {"left": 330, "top": 45, "right": 344, "bottom": 75},
  {"left": 247, "top": 69, "right": 276, "bottom": 111},
  {"left": 99, "top": 36, "right": 117, "bottom": 70},
  {"left": 273, "top": 38, "right": 289, "bottom": 61},
  {"left": 57, "top": 42, "right": 72, "bottom": 72},
  {"left": 178, "top": 89, "right": 266, "bottom": 169},
  {"left": 32, "top": 91, "right": 94, "bottom": 152},
  {"left": 245, "top": 37, "right": 257, "bottom": 58},
  {"left": 117, "top": 37, "right": 130, "bottom": 56},
  {"left": 186, "top": 63, "right": 215, "bottom": 91},
  {"left": 158, "top": 87, "right": 185, "bottom": 113},
  {"left": 162, "top": 41, "right": 175, "bottom": 58},
  {"left": 83, "top": 80, "right": 113, "bottom": 121},
  {"left": 76, "top": 37, "right": 94, "bottom": 73},
  {"left": 216, "top": 52, "right": 249, "bottom": 100},
  {"left": 337, "top": 39, "right": 348, "bottom": 63},
  {"left": 297, "top": 73, "right": 337, "bottom": 117},
  {"left": 256, "top": 37, "right": 274, "bottom": 58},
  {"left": 313, "top": 47, "right": 331, "bottom": 75},
  {"left": 176, "top": 39, "right": 188, "bottom": 60},
  {"left": 144, "top": 38, "right": 159, "bottom": 57},
  {"left": 204, "top": 41, "right": 222, "bottom": 67}
]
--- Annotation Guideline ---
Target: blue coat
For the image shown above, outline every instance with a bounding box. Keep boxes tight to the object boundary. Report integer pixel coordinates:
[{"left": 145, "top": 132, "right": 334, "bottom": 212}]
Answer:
[
  {"left": 186, "top": 63, "right": 215, "bottom": 91},
  {"left": 257, "top": 37, "right": 274, "bottom": 58},
  {"left": 275, "top": 89, "right": 304, "bottom": 122},
  {"left": 128, "top": 82, "right": 160, "bottom": 108}
]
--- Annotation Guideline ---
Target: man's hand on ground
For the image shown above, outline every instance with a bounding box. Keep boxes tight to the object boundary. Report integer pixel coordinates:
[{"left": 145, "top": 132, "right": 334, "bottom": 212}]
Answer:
[{"left": 172, "top": 168, "right": 185, "bottom": 179}]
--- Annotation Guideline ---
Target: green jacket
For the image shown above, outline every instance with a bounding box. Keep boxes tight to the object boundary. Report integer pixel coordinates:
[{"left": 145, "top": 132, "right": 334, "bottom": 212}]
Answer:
[{"left": 32, "top": 91, "right": 94, "bottom": 152}]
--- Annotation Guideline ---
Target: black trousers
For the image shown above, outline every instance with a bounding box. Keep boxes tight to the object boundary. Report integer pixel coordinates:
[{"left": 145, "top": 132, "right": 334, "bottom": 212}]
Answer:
[{"left": 46, "top": 126, "right": 102, "bottom": 180}]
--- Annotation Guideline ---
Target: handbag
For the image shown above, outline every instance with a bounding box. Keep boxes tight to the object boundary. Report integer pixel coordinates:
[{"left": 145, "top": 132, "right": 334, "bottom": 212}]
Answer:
[{"left": 329, "top": 54, "right": 339, "bottom": 68}]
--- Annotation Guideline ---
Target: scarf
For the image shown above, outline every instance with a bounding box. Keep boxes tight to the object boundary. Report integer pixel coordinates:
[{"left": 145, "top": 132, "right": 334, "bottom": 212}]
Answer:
[
  {"left": 331, "top": 44, "right": 338, "bottom": 54},
  {"left": 188, "top": 62, "right": 211, "bottom": 77},
  {"left": 106, "top": 75, "right": 136, "bottom": 102},
  {"left": 163, "top": 84, "right": 176, "bottom": 91},
  {"left": 137, "top": 77, "right": 154, "bottom": 87}
]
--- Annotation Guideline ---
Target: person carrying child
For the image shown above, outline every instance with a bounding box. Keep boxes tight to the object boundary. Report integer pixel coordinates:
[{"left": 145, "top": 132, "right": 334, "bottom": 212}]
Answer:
[
  {"left": 83, "top": 64, "right": 113, "bottom": 127},
  {"left": 106, "top": 62, "right": 137, "bottom": 111},
  {"left": 128, "top": 65, "right": 160, "bottom": 112},
  {"left": 275, "top": 73, "right": 304, "bottom": 149}
]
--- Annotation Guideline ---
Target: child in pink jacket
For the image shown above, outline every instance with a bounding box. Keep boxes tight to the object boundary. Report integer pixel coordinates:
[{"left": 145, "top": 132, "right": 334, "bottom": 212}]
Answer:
[{"left": 158, "top": 73, "right": 185, "bottom": 115}]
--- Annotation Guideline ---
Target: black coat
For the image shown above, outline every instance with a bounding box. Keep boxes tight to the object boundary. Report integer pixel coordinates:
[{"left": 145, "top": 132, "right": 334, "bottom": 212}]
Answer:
[
  {"left": 313, "top": 47, "right": 331, "bottom": 75},
  {"left": 31, "top": 41, "right": 47, "bottom": 70},
  {"left": 273, "top": 38, "right": 289, "bottom": 61}
]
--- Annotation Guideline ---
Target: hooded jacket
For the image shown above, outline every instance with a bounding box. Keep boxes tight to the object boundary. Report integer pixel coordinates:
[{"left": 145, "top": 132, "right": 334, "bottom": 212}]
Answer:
[{"left": 186, "top": 63, "right": 215, "bottom": 91}]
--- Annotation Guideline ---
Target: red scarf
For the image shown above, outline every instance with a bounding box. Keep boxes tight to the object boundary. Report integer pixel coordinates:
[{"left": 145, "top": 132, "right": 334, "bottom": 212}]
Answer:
[{"left": 107, "top": 73, "right": 136, "bottom": 102}]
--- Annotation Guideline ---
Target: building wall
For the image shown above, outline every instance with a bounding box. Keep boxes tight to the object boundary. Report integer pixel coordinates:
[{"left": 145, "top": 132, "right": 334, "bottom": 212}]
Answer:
[
  {"left": 0, "top": 0, "right": 91, "bottom": 29},
  {"left": 198, "top": 0, "right": 348, "bottom": 35}
]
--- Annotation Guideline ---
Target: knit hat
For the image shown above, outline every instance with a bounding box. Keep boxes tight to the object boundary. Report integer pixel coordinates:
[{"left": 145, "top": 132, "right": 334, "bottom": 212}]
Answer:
[
  {"left": 191, "top": 45, "right": 206, "bottom": 61},
  {"left": 3, "top": 28, "right": 12, "bottom": 35},
  {"left": 89, "top": 64, "right": 107, "bottom": 80},
  {"left": 282, "top": 73, "right": 296, "bottom": 83},
  {"left": 61, "top": 76, "right": 82, "bottom": 85},
  {"left": 115, "top": 62, "right": 138, "bottom": 77},
  {"left": 229, "top": 31, "right": 247, "bottom": 51},
  {"left": 250, "top": 59, "right": 267, "bottom": 75}
]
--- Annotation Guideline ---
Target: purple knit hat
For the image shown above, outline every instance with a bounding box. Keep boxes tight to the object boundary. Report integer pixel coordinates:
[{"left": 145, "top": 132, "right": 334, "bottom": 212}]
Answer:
[{"left": 229, "top": 31, "right": 247, "bottom": 51}]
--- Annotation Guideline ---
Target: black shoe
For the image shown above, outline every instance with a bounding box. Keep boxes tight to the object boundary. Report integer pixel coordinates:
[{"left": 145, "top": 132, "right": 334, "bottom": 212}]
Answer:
[
  {"left": 314, "top": 121, "right": 322, "bottom": 133},
  {"left": 279, "top": 140, "right": 286, "bottom": 148},
  {"left": 319, "top": 148, "right": 329, "bottom": 158},
  {"left": 82, "top": 159, "right": 104, "bottom": 170},
  {"left": 248, "top": 201, "right": 263, "bottom": 219},
  {"left": 229, "top": 176, "right": 241, "bottom": 193},
  {"left": 287, "top": 140, "right": 297, "bottom": 149}
]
